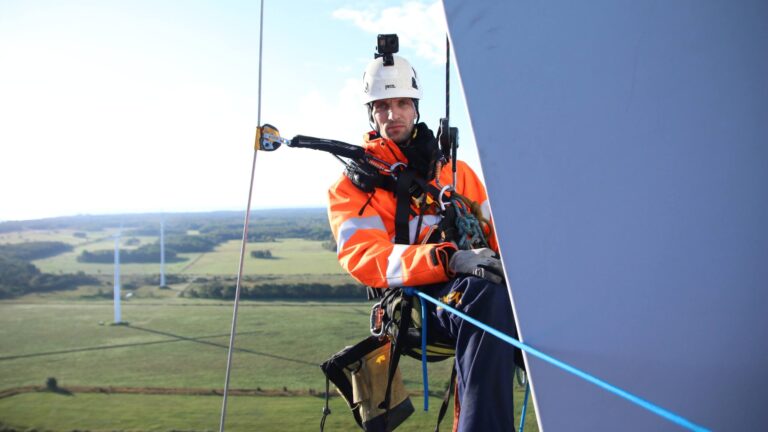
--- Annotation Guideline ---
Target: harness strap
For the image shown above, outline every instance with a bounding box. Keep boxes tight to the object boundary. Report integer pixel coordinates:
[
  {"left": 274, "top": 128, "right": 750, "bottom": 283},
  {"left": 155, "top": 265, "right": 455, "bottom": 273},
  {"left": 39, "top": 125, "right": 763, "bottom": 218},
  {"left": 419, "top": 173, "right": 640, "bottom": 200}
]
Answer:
[
  {"left": 379, "top": 291, "right": 412, "bottom": 428},
  {"left": 320, "top": 375, "right": 331, "bottom": 432},
  {"left": 394, "top": 170, "right": 416, "bottom": 244},
  {"left": 413, "top": 199, "right": 427, "bottom": 245}
]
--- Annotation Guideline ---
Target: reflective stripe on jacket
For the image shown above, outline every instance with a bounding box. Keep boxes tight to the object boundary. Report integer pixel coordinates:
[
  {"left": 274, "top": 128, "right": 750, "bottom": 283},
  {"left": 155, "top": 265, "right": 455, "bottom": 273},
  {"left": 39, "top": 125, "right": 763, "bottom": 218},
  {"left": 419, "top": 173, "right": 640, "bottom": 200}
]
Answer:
[{"left": 328, "top": 132, "right": 496, "bottom": 289}]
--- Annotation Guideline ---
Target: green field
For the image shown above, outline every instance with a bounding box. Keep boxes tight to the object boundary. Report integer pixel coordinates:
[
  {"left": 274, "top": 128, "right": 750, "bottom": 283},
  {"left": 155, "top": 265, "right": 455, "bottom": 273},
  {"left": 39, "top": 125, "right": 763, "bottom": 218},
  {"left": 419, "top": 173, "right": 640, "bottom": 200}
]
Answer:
[
  {"left": 0, "top": 392, "right": 537, "bottom": 431},
  {"left": 182, "top": 238, "right": 345, "bottom": 276},
  {"left": 0, "top": 298, "right": 537, "bottom": 431},
  {"left": 28, "top": 232, "right": 347, "bottom": 278},
  {"left": 0, "top": 223, "right": 537, "bottom": 431},
  {"left": 0, "top": 229, "right": 109, "bottom": 245}
]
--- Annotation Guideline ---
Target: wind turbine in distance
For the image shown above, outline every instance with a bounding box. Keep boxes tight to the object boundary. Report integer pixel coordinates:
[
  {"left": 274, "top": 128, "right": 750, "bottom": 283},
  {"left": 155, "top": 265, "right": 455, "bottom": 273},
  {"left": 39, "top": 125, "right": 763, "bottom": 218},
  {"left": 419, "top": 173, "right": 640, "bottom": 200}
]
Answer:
[
  {"left": 160, "top": 219, "right": 166, "bottom": 288},
  {"left": 113, "top": 228, "right": 121, "bottom": 324}
]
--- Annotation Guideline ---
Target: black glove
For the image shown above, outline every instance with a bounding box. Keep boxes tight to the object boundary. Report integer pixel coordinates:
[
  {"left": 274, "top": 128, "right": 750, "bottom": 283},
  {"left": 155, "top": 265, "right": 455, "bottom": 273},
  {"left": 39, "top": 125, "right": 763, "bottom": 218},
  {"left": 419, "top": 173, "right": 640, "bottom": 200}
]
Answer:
[
  {"left": 448, "top": 248, "right": 505, "bottom": 284},
  {"left": 402, "top": 123, "right": 441, "bottom": 181},
  {"left": 345, "top": 159, "right": 381, "bottom": 193}
]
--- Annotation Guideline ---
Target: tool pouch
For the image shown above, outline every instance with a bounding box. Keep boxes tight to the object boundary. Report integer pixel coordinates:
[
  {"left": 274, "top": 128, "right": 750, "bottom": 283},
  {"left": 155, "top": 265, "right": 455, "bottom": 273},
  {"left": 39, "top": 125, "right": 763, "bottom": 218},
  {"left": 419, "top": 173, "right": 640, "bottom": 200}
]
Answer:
[{"left": 320, "top": 336, "right": 414, "bottom": 431}]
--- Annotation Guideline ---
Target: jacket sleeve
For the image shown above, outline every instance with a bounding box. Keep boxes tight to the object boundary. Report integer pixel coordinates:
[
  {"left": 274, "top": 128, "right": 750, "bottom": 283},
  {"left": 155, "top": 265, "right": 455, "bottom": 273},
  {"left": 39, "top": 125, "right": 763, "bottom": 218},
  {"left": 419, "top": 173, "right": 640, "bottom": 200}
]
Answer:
[{"left": 328, "top": 175, "right": 456, "bottom": 289}]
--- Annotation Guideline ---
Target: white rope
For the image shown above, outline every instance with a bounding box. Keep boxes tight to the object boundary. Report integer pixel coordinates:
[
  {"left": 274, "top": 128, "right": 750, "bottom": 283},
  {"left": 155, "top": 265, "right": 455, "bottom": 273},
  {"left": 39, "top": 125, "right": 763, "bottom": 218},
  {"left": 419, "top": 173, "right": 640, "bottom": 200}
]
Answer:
[{"left": 219, "top": 0, "right": 265, "bottom": 430}]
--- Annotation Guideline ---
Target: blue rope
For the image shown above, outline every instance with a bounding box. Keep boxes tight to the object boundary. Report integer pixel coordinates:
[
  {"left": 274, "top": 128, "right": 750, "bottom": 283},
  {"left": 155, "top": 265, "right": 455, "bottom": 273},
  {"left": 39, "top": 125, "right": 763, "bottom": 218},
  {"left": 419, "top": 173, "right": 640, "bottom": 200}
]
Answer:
[
  {"left": 519, "top": 379, "right": 530, "bottom": 432},
  {"left": 409, "top": 288, "right": 711, "bottom": 432}
]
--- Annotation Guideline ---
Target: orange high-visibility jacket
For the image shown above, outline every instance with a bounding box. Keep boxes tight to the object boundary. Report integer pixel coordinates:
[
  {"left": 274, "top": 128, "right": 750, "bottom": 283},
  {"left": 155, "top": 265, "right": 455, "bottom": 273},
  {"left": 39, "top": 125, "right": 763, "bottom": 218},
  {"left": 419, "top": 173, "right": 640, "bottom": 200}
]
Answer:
[{"left": 328, "top": 132, "right": 497, "bottom": 289}]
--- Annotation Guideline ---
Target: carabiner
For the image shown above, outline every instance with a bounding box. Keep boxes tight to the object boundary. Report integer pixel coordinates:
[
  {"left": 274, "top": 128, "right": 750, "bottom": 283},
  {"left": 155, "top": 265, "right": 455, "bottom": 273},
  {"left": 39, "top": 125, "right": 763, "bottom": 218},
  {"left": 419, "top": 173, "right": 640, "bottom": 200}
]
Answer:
[
  {"left": 385, "top": 161, "right": 406, "bottom": 180},
  {"left": 370, "top": 302, "right": 385, "bottom": 337},
  {"left": 438, "top": 185, "right": 453, "bottom": 211}
]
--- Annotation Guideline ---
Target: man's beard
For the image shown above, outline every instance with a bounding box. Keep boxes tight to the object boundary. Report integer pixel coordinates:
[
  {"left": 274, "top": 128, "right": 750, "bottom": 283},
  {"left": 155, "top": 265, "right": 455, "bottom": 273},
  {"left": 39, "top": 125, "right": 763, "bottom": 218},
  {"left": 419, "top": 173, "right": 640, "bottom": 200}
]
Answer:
[{"left": 390, "top": 125, "right": 414, "bottom": 146}]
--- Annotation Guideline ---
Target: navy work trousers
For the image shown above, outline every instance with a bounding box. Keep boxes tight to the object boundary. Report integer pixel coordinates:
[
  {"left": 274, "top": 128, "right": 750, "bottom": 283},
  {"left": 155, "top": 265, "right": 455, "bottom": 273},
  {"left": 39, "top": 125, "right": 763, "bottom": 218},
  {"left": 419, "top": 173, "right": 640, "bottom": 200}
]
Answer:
[{"left": 422, "top": 276, "right": 522, "bottom": 432}]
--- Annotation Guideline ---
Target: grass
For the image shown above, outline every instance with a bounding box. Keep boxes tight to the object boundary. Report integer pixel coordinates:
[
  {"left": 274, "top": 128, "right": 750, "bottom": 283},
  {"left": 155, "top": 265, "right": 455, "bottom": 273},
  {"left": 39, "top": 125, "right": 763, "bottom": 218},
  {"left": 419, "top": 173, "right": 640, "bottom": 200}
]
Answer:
[
  {"left": 0, "top": 228, "right": 537, "bottom": 431},
  {"left": 0, "top": 229, "right": 104, "bottom": 246},
  {"left": 32, "top": 237, "right": 348, "bottom": 278},
  {"left": 0, "top": 391, "right": 537, "bottom": 431},
  {"left": 0, "top": 299, "right": 458, "bottom": 392},
  {"left": 0, "top": 298, "right": 537, "bottom": 431},
  {"left": 180, "top": 238, "right": 345, "bottom": 276}
]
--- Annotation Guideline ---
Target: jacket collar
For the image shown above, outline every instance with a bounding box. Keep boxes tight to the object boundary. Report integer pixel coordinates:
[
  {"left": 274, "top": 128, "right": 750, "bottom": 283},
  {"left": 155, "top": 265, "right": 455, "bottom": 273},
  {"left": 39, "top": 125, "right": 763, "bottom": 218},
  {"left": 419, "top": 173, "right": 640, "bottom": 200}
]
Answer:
[{"left": 363, "top": 131, "right": 408, "bottom": 166}]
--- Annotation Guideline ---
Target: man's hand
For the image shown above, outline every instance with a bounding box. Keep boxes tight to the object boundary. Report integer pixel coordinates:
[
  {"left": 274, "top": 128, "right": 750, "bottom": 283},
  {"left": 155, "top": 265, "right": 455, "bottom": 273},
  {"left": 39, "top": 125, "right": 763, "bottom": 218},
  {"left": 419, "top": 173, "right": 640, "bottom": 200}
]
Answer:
[{"left": 448, "top": 248, "right": 505, "bottom": 284}]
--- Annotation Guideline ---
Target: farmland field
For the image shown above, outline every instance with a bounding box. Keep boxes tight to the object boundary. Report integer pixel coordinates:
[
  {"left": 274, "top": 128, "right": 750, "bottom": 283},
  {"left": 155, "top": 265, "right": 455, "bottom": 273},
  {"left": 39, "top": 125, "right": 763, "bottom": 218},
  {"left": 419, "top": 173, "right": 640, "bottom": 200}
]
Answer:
[
  {"left": 179, "top": 238, "right": 345, "bottom": 275},
  {"left": 27, "top": 232, "right": 346, "bottom": 278},
  {"left": 0, "top": 297, "right": 536, "bottom": 431},
  {"left": 0, "top": 217, "right": 537, "bottom": 431}
]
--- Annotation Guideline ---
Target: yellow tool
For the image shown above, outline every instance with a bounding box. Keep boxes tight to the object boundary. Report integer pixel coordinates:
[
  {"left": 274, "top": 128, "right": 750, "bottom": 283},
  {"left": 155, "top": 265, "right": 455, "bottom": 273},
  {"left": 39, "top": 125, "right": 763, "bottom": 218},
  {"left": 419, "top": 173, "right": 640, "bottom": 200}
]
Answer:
[{"left": 254, "top": 123, "right": 291, "bottom": 151}]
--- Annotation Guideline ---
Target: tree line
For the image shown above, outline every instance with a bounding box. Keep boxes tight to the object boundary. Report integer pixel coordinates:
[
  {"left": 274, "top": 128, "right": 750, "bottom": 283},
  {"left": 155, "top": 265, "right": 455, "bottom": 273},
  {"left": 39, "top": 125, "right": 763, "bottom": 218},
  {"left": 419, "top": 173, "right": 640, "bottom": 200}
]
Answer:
[
  {"left": 0, "top": 241, "right": 72, "bottom": 260},
  {"left": 0, "top": 209, "right": 331, "bottom": 238},
  {"left": 0, "top": 241, "right": 98, "bottom": 298},
  {"left": 182, "top": 281, "right": 365, "bottom": 300},
  {"left": 77, "top": 234, "right": 221, "bottom": 263}
]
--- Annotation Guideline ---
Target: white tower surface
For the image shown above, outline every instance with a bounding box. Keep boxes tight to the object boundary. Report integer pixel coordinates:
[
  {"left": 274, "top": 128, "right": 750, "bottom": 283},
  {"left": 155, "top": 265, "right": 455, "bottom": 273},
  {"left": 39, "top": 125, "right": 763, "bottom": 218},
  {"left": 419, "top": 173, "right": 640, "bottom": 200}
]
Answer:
[{"left": 442, "top": 0, "right": 768, "bottom": 430}]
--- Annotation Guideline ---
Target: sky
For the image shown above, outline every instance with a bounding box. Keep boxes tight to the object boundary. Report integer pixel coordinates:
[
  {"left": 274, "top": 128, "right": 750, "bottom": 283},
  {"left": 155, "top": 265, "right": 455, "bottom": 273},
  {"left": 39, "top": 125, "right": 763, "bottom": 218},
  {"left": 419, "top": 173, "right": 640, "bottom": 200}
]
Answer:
[{"left": 0, "top": 0, "right": 481, "bottom": 222}]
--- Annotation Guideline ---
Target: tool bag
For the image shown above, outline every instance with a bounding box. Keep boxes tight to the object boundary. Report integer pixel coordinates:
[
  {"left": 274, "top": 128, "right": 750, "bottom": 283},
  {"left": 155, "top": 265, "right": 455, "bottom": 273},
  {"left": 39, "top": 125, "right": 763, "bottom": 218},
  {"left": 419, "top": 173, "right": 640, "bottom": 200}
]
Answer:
[
  {"left": 321, "top": 288, "right": 457, "bottom": 432},
  {"left": 320, "top": 336, "right": 414, "bottom": 431}
]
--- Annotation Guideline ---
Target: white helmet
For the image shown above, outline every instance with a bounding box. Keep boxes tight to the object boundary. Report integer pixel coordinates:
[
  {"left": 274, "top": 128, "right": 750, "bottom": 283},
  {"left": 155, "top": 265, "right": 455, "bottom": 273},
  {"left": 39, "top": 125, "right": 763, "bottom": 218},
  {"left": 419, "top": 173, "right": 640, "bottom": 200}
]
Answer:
[{"left": 362, "top": 55, "right": 422, "bottom": 104}]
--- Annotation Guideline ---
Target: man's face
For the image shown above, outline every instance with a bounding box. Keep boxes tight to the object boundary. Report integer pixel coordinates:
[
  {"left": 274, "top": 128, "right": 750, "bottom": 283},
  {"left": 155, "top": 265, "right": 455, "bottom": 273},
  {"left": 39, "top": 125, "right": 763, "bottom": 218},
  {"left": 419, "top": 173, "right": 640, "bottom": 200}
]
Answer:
[{"left": 371, "top": 97, "right": 416, "bottom": 145}]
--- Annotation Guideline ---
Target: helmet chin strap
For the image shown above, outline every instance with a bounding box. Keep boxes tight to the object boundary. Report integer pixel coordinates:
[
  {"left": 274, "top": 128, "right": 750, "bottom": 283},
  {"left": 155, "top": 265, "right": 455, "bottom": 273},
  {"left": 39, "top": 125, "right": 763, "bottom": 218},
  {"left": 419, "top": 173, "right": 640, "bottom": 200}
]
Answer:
[{"left": 367, "top": 103, "right": 377, "bottom": 132}]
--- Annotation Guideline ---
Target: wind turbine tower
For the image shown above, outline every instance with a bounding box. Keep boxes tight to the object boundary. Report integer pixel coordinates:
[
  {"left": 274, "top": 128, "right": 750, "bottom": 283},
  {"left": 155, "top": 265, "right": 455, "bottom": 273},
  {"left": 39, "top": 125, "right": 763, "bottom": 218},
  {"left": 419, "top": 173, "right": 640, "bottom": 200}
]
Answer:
[
  {"left": 160, "top": 220, "right": 166, "bottom": 287},
  {"left": 113, "top": 230, "right": 121, "bottom": 324}
]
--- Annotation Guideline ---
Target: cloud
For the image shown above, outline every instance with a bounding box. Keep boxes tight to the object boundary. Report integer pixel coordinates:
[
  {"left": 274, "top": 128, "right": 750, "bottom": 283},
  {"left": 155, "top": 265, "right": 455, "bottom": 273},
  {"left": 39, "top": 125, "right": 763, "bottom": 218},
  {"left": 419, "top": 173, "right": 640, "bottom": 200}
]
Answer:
[{"left": 332, "top": 1, "right": 447, "bottom": 64}]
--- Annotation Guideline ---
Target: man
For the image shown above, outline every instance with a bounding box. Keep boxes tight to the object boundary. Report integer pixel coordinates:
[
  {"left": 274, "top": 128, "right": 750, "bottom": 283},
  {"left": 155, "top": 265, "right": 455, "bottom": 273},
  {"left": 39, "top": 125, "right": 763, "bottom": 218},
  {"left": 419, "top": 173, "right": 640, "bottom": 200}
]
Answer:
[{"left": 327, "top": 53, "right": 522, "bottom": 431}]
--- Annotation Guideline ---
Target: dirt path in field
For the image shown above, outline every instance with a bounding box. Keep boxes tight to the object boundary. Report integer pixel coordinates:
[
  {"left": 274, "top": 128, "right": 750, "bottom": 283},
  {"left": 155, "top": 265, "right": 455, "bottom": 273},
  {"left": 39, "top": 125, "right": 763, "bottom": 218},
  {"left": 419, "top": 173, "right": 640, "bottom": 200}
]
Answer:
[
  {"left": 179, "top": 252, "right": 205, "bottom": 272},
  {"left": 0, "top": 385, "right": 326, "bottom": 399},
  {"left": 0, "top": 386, "right": 435, "bottom": 399}
]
